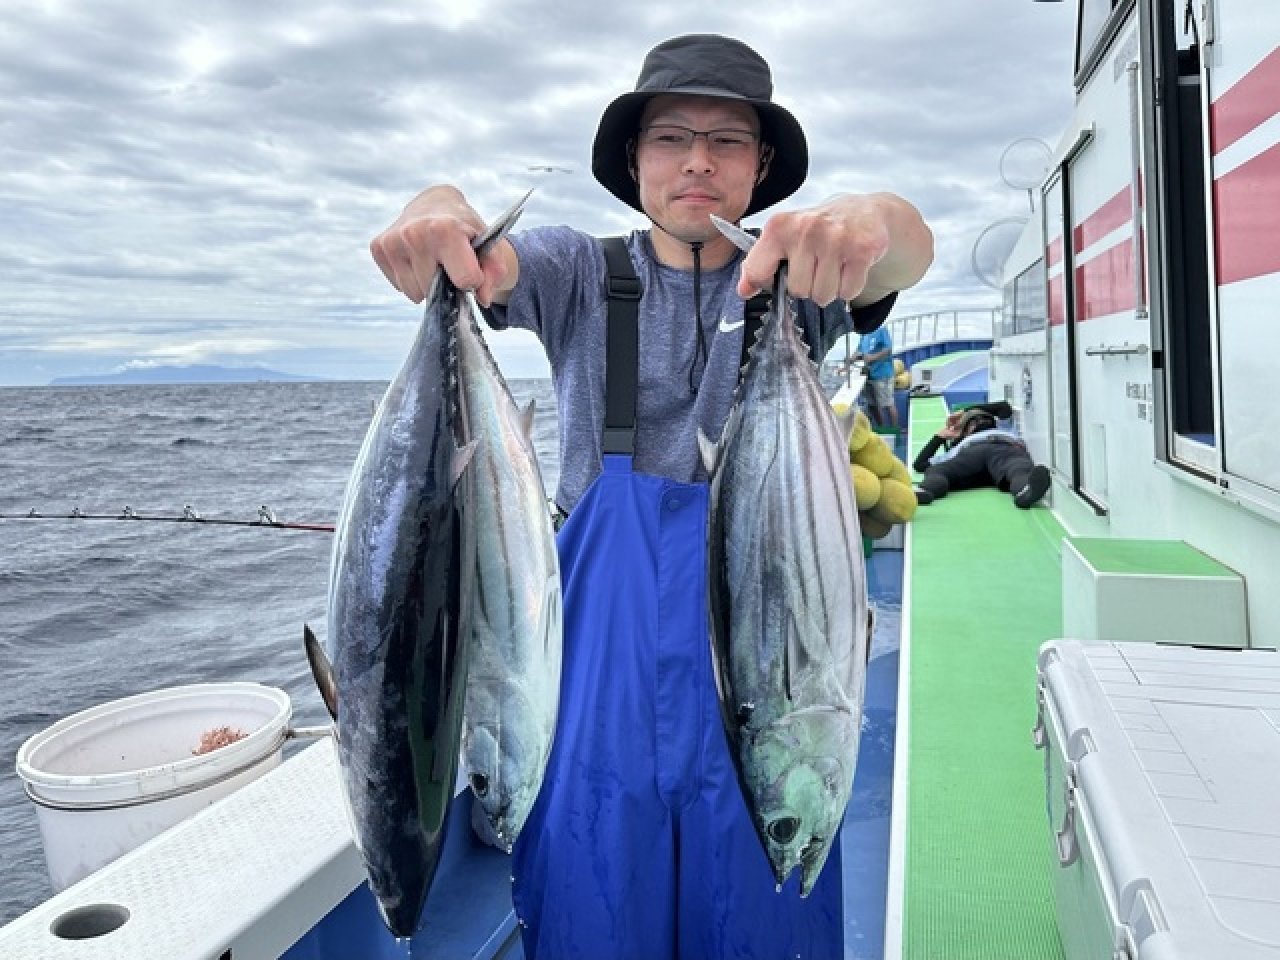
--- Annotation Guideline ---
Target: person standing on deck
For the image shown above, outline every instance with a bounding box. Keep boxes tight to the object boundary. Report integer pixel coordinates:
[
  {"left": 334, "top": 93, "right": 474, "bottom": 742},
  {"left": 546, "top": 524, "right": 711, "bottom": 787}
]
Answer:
[
  {"left": 369, "top": 34, "right": 933, "bottom": 960},
  {"left": 853, "top": 323, "right": 898, "bottom": 429}
]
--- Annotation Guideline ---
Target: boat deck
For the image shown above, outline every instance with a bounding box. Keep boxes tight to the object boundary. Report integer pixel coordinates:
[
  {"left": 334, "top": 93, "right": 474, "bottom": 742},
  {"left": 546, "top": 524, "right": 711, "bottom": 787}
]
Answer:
[{"left": 889, "top": 395, "right": 1066, "bottom": 959}]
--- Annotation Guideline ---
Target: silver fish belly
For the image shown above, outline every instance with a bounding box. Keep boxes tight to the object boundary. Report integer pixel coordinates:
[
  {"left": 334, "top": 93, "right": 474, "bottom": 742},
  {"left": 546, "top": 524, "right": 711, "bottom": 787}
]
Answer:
[
  {"left": 702, "top": 270, "right": 869, "bottom": 896},
  {"left": 325, "top": 272, "right": 473, "bottom": 938},
  {"left": 455, "top": 293, "right": 562, "bottom": 851}
]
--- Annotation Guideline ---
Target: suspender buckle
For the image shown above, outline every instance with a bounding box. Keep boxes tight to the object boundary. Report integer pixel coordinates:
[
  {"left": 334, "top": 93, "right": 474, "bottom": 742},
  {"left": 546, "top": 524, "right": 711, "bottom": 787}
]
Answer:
[
  {"left": 602, "top": 427, "right": 635, "bottom": 455},
  {"left": 606, "top": 275, "right": 642, "bottom": 300}
]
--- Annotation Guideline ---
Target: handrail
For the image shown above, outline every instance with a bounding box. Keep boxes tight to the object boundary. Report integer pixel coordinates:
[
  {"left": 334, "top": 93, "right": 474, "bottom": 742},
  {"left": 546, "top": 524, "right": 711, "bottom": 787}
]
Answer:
[
  {"left": 885, "top": 308, "right": 999, "bottom": 350},
  {"left": 822, "top": 307, "right": 999, "bottom": 372},
  {"left": 1084, "top": 342, "right": 1149, "bottom": 356}
]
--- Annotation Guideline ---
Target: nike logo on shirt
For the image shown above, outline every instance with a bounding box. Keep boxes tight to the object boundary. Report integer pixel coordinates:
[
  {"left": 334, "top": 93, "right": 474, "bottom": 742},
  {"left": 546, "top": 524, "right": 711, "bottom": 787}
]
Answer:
[{"left": 717, "top": 316, "right": 745, "bottom": 333}]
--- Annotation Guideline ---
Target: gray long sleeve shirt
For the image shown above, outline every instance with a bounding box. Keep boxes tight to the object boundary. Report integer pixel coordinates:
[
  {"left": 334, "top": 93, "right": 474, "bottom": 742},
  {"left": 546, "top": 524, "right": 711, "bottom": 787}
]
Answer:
[{"left": 489, "top": 225, "right": 894, "bottom": 513}]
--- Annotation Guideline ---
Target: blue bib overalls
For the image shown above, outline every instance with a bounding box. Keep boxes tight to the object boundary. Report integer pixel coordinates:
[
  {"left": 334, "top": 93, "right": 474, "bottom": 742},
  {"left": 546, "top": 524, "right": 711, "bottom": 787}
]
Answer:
[{"left": 509, "top": 241, "right": 843, "bottom": 960}]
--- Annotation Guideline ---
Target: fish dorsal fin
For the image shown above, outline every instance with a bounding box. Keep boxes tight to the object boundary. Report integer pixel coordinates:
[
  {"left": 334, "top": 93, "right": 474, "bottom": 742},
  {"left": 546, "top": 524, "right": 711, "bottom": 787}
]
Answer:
[
  {"left": 303, "top": 624, "right": 339, "bottom": 722},
  {"left": 771, "top": 266, "right": 803, "bottom": 348},
  {"left": 520, "top": 400, "right": 537, "bottom": 439}
]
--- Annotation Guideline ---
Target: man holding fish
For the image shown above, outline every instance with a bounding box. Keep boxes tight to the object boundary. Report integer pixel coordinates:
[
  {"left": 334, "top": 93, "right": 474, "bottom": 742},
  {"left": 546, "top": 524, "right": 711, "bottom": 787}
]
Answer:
[{"left": 370, "top": 33, "right": 933, "bottom": 960}]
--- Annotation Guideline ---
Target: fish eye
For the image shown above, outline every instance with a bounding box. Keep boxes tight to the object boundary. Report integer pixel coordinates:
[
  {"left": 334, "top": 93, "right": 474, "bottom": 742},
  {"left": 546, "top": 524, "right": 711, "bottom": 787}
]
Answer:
[
  {"left": 470, "top": 773, "right": 489, "bottom": 798},
  {"left": 767, "top": 816, "right": 800, "bottom": 845}
]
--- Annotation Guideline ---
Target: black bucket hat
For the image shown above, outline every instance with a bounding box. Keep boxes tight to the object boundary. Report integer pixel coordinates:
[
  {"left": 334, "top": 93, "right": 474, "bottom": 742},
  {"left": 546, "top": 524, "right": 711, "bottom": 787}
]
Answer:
[{"left": 591, "top": 34, "right": 809, "bottom": 218}]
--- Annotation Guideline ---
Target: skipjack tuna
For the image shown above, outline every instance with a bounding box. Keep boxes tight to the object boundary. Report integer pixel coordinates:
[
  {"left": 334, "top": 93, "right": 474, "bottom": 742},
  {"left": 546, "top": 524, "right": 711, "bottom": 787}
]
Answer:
[
  {"left": 700, "top": 215, "right": 869, "bottom": 896},
  {"left": 305, "top": 194, "right": 534, "bottom": 937}
]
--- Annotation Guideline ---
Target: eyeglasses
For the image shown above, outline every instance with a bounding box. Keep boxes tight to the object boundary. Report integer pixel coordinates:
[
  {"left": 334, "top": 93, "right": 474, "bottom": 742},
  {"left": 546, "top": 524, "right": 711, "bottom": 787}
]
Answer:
[{"left": 637, "top": 124, "right": 760, "bottom": 157}]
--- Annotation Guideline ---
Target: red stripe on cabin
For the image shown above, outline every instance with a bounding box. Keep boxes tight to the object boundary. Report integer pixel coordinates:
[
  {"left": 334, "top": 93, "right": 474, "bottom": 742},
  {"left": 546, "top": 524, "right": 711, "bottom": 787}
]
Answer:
[
  {"left": 1047, "top": 236, "right": 1064, "bottom": 268},
  {"left": 1073, "top": 186, "right": 1132, "bottom": 253},
  {"left": 1210, "top": 47, "right": 1280, "bottom": 155},
  {"left": 1048, "top": 273, "right": 1065, "bottom": 326},
  {"left": 1214, "top": 141, "right": 1280, "bottom": 285},
  {"left": 1073, "top": 243, "right": 1136, "bottom": 321}
]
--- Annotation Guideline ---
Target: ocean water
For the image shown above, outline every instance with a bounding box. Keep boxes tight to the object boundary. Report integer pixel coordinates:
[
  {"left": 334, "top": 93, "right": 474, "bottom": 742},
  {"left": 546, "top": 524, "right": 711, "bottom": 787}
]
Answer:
[{"left": 0, "top": 379, "right": 559, "bottom": 925}]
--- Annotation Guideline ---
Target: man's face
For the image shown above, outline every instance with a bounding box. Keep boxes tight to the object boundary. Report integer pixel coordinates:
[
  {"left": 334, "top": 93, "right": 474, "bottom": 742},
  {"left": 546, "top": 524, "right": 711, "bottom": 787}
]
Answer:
[{"left": 633, "top": 94, "right": 765, "bottom": 243}]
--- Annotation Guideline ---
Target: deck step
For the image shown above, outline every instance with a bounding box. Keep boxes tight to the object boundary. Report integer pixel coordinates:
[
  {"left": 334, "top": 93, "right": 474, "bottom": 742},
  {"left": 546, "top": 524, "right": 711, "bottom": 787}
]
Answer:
[{"left": 1061, "top": 537, "right": 1248, "bottom": 648}]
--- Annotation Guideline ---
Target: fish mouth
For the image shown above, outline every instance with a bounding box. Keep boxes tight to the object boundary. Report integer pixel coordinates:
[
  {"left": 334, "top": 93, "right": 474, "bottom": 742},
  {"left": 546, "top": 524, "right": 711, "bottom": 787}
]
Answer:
[
  {"left": 799, "top": 863, "right": 821, "bottom": 897},
  {"left": 488, "top": 816, "right": 516, "bottom": 853},
  {"left": 799, "top": 835, "right": 831, "bottom": 897},
  {"left": 770, "top": 860, "right": 794, "bottom": 890}
]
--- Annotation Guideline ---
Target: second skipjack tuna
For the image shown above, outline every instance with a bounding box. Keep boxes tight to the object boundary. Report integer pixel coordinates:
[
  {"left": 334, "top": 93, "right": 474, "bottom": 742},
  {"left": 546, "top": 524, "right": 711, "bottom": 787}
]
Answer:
[{"left": 454, "top": 204, "right": 563, "bottom": 854}]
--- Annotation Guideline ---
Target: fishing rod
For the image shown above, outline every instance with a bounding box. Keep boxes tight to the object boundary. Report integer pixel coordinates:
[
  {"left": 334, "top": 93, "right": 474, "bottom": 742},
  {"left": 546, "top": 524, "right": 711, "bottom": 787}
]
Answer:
[{"left": 0, "top": 504, "right": 335, "bottom": 533}]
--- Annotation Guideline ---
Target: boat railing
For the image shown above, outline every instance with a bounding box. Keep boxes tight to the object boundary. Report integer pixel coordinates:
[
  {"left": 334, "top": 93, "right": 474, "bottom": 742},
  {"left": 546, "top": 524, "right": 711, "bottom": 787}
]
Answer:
[
  {"left": 887, "top": 308, "right": 999, "bottom": 350},
  {"left": 823, "top": 307, "right": 1000, "bottom": 382}
]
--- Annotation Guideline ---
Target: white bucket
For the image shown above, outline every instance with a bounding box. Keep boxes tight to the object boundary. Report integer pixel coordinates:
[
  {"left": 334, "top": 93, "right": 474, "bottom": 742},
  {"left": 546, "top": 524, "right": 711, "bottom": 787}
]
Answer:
[{"left": 16, "top": 682, "right": 292, "bottom": 892}]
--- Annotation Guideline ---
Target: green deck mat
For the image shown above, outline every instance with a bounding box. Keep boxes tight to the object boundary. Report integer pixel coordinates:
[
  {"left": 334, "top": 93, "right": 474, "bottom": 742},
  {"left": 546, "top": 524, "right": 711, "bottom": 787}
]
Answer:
[{"left": 903, "top": 397, "right": 1067, "bottom": 960}]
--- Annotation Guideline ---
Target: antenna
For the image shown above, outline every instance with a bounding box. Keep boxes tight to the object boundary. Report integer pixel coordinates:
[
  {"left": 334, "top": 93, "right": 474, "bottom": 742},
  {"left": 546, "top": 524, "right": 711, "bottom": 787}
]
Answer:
[
  {"left": 999, "top": 137, "right": 1052, "bottom": 212},
  {"left": 970, "top": 216, "right": 1029, "bottom": 290}
]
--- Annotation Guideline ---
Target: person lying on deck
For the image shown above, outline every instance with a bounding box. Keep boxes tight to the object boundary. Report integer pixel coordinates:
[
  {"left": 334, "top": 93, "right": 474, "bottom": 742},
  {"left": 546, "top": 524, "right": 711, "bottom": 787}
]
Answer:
[{"left": 912, "top": 400, "right": 1051, "bottom": 509}]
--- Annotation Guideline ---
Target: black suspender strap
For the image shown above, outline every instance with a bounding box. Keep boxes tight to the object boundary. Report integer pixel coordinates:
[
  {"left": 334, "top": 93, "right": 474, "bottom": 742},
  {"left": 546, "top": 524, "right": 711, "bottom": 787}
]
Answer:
[
  {"left": 599, "top": 232, "right": 770, "bottom": 455},
  {"left": 600, "top": 236, "right": 641, "bottom": 455}
]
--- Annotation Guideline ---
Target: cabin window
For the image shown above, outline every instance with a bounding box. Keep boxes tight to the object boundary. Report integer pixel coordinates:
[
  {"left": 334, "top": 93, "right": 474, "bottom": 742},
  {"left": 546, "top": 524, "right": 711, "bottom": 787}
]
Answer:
[
  {"left": 1001, "top": 259, "right": 1047, "bottom": 337},
  {"left": 1014, "top": 259, "right": 1047, "bottom": 334},
  {"left": 1076, "top": 0, "right": 1120, "bottom": 75}
]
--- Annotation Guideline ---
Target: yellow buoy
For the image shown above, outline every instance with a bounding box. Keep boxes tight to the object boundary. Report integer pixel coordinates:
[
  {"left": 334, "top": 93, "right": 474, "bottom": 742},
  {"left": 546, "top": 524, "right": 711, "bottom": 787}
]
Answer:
[
  {"left": 852, "top": 433, "right": 895, "bottom": 478},
  {"left": 848, "top": 410, "right": 873, "bottom": 454},
  {"left": 850, "top": 464, "right": 881, "bottom": 511},
  {"left": 859, "top": 513, "right": 893, "bottom": 540},
  {"left": 868, "top": 477, "right": 918, "bottom": 525},
  {"left": 886, "top": 456, "right": 912, "bottom": 486}
]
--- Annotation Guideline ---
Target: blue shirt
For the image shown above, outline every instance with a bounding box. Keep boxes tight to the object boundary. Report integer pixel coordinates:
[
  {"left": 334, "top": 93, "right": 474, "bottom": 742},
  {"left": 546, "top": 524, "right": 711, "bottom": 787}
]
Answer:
[{"left": 857, "top": 327, "right": 894, "bottom": 380}]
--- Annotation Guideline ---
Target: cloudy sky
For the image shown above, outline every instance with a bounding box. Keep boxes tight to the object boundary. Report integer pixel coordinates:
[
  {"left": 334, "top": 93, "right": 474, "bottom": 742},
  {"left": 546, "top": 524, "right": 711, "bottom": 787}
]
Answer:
[{"left": 0, "top": 0, "right": 1077, "bottom": 385}]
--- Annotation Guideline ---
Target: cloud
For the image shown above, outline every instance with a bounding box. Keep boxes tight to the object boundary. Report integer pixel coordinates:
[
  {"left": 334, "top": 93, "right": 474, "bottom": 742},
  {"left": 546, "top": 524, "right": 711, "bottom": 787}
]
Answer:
[{"left": 0, "top": 0, "right": 1075, "bottom": 384}]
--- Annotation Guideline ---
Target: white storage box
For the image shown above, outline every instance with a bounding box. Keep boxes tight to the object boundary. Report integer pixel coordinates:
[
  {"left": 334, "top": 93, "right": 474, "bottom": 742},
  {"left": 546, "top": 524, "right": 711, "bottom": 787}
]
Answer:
[{"left": 1033, "top": 640, "right": 1280, "bottom": 959}]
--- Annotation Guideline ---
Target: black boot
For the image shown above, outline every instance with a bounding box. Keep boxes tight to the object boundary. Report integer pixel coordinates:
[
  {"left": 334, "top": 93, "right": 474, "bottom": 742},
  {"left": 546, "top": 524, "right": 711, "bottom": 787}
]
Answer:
[{"left": 1014, "top": 465, "right": 1051, "bottom": 509}]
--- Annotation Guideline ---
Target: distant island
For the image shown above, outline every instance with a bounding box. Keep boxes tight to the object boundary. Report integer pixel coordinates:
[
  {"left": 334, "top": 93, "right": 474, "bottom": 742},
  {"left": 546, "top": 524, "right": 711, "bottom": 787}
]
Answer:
[{"left": 50, "top": 365, "right": 323, "bottom": 386}]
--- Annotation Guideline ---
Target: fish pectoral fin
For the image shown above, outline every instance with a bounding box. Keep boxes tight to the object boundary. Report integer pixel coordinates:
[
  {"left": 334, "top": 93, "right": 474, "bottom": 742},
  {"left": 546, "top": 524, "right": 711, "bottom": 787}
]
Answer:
[
  {"left": 520, "top": 400, "right": 537, "bottom": 439},
  {"left": 303, "top": 624, "right": 339, "bottom": 722},
  {"left": 452, "top": 439, "right": 479, "bottom": 487},
  {"left": 697, "top": 428, "right": 719, "bottom": 475},
  {"left": 783, "top": 607, "right": 812, "bottom": 703},
  {"left": 833, "top": 407, "right": 858, "bottom": 445}
]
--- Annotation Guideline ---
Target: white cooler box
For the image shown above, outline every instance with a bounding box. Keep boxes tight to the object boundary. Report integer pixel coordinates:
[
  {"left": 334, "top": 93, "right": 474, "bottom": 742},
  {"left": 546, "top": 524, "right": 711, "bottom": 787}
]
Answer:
[{"left": 1033, "top": 640, "right": 1280, "bottom": 959}]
